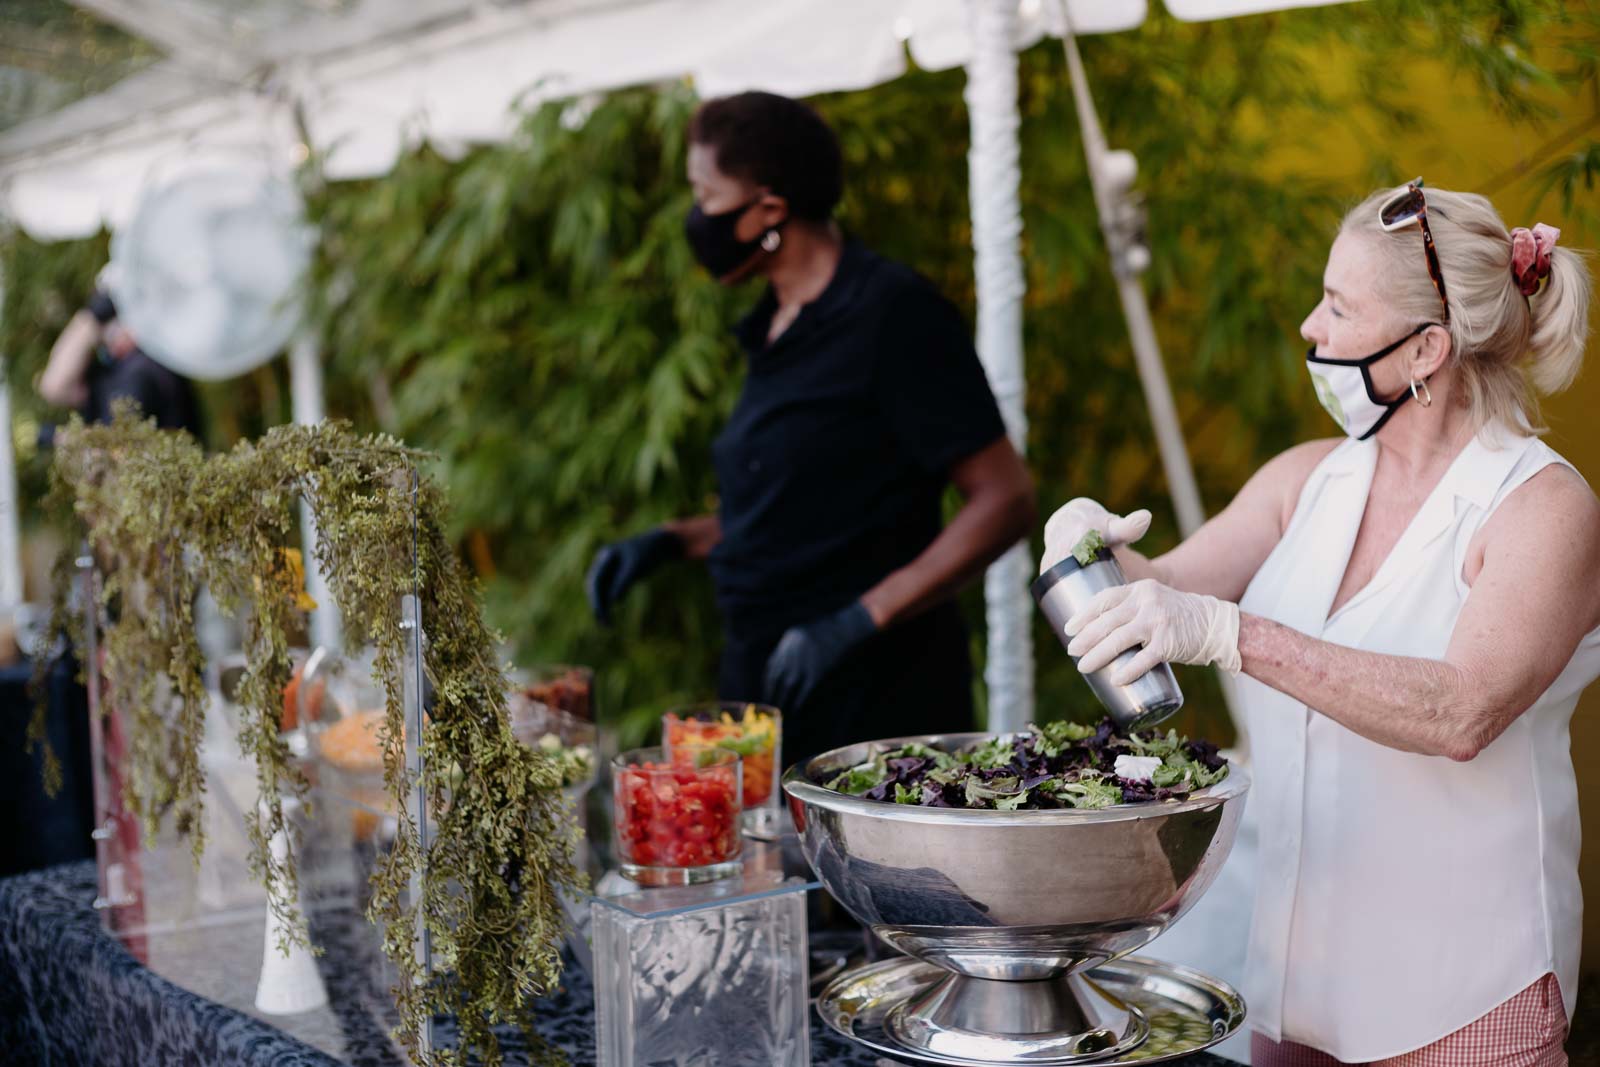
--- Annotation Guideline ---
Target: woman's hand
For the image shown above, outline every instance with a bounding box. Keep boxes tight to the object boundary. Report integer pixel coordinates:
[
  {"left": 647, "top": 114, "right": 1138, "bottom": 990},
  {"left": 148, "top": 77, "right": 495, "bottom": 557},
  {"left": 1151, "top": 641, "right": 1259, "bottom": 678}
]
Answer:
[
  {"left": 1064, "top": 579, "right": 1241, "bottom": 685},
  {"left": 1040, "top": 498, "right": 1152, "bottom": 575}
]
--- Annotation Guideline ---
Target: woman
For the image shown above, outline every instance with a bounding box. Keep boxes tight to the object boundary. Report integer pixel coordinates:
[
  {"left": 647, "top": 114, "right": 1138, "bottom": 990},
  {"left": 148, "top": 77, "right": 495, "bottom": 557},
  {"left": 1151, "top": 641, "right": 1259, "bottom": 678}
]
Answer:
[
  {"left": 1045, "top": 182, "right": 1595, "bottom": 1065},
  {"left": 588, "top": 92, "right": 1035, "bottom": 762}
]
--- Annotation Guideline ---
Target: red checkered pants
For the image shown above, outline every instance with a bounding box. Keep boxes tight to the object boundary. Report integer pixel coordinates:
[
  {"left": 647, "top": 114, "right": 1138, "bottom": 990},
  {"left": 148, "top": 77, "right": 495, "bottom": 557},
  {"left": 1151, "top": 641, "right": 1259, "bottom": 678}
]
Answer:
[{"left": 1251, "top": 972, "right": 1568, "bottom": 1067}]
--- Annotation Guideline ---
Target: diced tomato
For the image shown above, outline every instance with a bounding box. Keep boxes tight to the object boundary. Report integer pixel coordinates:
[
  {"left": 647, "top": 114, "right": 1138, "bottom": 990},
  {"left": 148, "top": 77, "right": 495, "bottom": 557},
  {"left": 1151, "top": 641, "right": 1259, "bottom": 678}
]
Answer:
[{"left": 613, "top": 759, "right": 740, "bottom": 872}]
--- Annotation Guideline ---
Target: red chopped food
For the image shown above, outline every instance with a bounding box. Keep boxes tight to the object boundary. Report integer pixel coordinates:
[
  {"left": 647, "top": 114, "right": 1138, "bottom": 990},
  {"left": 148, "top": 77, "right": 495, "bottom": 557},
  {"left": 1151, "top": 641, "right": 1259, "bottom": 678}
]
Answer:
[
  {"left": 521, "top": 667, "right": 592, "bottom": 720},
  {"left": 613, "top": 754, "right": 742, "bottom": 869}
]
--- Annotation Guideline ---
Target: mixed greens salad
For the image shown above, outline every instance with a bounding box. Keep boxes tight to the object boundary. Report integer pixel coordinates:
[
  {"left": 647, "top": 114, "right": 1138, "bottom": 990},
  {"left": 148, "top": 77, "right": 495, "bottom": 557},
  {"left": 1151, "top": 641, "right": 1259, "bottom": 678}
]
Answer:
[
  {"left": 536, "top": 732, "right": 596, "bottom": 788},
  {"left": 821, "top": 718, "right": 1227, "bottom": 811}
]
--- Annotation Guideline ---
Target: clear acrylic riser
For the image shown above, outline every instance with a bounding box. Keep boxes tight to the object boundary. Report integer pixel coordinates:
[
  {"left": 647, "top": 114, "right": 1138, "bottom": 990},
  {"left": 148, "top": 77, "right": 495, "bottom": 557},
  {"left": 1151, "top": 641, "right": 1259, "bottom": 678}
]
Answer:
[
  {"left": 89, "top": 685, "right": 600, "bottom": 1066},
  {"left": 91, "top": 721, "right": 411, "bottom": 1062},
  {"left": 88, "top": 681, "right": 423, "bottom": 1059},
  {"left": 77, "top": 477, "right": 444, "bottom": 1061},
  {"left": 588, "top": 839, "right": 819, "bottom": 1067}
]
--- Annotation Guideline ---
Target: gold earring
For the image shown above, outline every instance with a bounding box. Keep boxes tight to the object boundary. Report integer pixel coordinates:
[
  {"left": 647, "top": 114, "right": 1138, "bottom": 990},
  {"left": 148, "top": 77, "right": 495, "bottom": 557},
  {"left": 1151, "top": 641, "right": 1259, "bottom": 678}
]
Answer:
[{"left": 1410, "top": 378, "right": 1433, "bottom": 407}]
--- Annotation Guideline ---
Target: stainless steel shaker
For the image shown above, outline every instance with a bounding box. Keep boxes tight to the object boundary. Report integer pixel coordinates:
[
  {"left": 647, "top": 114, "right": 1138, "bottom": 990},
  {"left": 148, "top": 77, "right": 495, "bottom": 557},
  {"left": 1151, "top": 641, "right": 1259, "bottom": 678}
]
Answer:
[{"left": 1031, "top": 548, "right": 1184, "bottom": 732}]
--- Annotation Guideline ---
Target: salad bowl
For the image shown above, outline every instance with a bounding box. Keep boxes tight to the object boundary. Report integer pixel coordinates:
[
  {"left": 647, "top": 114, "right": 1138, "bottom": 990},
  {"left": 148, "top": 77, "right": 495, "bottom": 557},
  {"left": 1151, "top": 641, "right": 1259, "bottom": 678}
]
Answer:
[{"left": 783, "top": 732, "right": 1249, "bottom": 1064}]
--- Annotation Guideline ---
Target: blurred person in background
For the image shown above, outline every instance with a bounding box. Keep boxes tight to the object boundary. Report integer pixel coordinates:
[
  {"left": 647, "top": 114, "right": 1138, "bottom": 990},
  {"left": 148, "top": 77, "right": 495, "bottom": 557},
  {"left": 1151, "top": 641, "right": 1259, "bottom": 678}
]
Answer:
[
  {"left": 7, "top": 284, "right": 199, "bottom": 877},
  {"left": 37, "top": 286, "right": 199, "bottom": 439},
  {"left": 588, "top": 91, "right": 1034, "bottom": 763}
]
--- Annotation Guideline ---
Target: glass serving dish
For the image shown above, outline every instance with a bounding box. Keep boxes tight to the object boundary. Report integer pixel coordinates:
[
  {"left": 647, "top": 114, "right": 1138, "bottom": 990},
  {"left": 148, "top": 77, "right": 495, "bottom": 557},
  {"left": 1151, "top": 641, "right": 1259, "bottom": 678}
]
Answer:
[
  {"left": 304, "top": 648, "right": 396, "bottom": 844},
  {"left": 663, "top": 702, "right": 781, "bottom": 836},
  {"left": 612, "top": 746, "right": 742, "bottom": 886},
  {"left": 507, "top": 675, "right": 598, "bottom": 803},
  {"left": 510, "top": 664, "right": 593, "bottom": 721}
]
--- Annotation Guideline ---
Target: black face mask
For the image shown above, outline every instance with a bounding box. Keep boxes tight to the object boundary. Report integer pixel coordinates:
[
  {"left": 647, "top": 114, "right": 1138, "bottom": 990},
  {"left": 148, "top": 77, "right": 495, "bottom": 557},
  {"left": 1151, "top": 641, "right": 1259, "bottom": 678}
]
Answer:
[{"left": 684, "top": 199, "right": 781, "bottom": 279}]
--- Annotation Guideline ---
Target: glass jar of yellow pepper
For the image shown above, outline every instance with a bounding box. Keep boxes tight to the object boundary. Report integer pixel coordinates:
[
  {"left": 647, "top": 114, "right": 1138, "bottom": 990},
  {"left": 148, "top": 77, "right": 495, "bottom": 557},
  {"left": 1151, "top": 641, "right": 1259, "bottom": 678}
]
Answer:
[{"left": 662, "top": 702, "right": 782, "bottom": 836}]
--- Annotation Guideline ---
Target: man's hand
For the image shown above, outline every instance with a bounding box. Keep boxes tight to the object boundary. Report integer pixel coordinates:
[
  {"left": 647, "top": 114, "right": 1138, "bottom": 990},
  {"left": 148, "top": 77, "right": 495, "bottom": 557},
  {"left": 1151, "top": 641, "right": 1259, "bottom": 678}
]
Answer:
[
  {"left": 762, "top": 601, "right": 877, "bottom": 711},
  {"left": 584, "top": 528, "right": 683, "bottom": 626}
]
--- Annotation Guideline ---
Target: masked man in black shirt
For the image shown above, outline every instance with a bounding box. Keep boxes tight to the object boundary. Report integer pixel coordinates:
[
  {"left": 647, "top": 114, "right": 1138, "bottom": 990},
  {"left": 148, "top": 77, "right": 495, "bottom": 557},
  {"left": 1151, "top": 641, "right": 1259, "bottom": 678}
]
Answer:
[{"left": 589, "top": 92, "right": 1035, "bottom": 763}]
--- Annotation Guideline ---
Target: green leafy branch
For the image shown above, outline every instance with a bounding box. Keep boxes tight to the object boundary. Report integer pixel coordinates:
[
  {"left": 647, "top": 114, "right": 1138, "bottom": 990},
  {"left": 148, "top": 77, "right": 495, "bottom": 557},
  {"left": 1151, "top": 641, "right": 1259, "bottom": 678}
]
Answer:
[{"left": 39, "top": 409, "right": 583, "bottom": 1066}]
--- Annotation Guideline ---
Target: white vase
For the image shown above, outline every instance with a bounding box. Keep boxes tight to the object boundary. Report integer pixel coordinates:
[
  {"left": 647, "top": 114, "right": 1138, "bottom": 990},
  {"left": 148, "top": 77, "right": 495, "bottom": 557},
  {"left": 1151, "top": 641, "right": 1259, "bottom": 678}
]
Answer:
[{"left": 253, "top": 796, "right": 329, "bottom": 1015}]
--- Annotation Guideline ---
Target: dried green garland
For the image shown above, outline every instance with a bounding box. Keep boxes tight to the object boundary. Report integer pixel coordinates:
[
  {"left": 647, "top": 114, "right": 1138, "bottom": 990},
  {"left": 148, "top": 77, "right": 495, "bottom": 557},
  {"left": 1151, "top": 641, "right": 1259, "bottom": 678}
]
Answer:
[{"left": 33, "top": 408, "right": 583, "bottom": 1065}]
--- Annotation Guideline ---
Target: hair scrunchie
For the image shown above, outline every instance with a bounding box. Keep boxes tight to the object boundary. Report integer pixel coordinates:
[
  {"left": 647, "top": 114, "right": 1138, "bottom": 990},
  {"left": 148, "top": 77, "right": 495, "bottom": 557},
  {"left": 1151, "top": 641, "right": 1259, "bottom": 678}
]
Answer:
[{"left": 1510, "top": 222, "right": 1560, "bottom": 296}]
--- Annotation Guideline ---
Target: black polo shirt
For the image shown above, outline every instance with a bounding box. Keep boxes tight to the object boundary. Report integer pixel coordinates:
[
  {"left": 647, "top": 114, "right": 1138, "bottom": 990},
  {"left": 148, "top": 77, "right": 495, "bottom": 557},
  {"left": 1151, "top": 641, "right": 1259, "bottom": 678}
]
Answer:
[{"left": 706, "top": 241, "right": 1006, "bottom": 643}]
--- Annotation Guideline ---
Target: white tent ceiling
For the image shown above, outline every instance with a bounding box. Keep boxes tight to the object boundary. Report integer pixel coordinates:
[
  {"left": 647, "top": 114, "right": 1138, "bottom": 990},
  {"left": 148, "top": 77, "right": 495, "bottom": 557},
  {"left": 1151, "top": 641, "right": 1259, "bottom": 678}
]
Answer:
[{"left": 0, "top": 0, "right": 1359, "bottom": 239}]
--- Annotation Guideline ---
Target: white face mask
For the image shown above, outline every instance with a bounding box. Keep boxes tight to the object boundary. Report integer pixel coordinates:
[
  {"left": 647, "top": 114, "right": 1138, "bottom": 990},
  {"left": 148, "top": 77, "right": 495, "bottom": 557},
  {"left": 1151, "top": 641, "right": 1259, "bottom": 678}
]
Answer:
[{"left": 1305, "top": 323, "right": 1430, "bottom": 440}]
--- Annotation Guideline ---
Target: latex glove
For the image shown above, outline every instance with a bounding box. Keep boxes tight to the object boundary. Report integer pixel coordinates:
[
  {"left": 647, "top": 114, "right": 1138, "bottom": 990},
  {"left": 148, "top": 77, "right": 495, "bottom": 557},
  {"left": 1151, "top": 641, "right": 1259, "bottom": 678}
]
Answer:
[
  {"left": 1064, "top": 579, "right": 1241, "bottom": 685},
  {"left": 1040, "top": 498, "right": 1153, "bottom": 575},
  {"left": 585, "top": 527, "right": 682, "bottom": 626},
  {"left": 763, "top": 601, "right": 878, "bottom": 712}
]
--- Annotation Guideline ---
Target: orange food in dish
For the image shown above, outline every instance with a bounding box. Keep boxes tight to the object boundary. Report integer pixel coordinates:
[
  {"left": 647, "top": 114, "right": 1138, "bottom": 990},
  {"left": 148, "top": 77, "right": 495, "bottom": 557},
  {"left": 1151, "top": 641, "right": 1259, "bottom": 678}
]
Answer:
[
  {"left": 318, "top": 709, "right": 396, "bottom": 840},
  {"left": 281, "top": 664, "right": 325, "bottom": 733},
  {"left": 664, "top": 707, "right": 777, "bottom": 809},
  {"left": 343, "top": 787, "right": 391, "bottom": 841},
  {"left": 318, "top": 709, "right": 388, "bottom": 772}
]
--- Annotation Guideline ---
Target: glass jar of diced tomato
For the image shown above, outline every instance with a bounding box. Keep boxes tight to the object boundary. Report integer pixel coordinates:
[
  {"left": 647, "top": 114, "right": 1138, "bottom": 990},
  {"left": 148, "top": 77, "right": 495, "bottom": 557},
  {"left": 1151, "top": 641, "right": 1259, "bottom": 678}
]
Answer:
[
  {"left": 612, "top": 746, "right": 743, "bottom": 886},
  {"left": 663, "top": 703, "right": 781, "bottom": 834}
]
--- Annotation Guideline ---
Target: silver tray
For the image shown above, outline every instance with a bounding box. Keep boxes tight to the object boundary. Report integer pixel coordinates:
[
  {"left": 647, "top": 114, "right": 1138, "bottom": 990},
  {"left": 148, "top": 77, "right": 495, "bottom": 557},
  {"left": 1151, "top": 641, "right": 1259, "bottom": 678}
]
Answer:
[{"left": 817, "top": 955, "right": 1244, "bottom": 1066}]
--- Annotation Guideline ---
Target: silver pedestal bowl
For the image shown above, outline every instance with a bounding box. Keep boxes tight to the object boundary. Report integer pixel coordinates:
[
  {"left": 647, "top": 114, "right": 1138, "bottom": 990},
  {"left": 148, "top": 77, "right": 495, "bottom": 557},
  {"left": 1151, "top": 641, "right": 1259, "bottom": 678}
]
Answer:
[{"left": 783, "top": 733, "right": 1249, "bottom": 1065}]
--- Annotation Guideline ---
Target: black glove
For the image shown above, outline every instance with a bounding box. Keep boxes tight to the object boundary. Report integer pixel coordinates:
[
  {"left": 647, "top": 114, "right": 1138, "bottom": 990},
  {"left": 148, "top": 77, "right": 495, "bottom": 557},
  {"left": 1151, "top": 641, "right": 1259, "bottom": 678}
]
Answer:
[
  {"left": 585, "top": 527, "right": 682, "bottom": 626},
  {"left": 762, "top": 601, "right": 878, "bottom": 712},
  {"left": 86, "top": 289, "right": 118, "bottom": 325}
]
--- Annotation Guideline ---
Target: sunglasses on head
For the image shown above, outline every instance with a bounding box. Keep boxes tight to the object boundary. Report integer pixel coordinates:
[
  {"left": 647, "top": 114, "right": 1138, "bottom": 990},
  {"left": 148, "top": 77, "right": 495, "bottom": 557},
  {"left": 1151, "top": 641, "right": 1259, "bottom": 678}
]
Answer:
[{"left": 1378, "top": 177, "right": 1450, "bottom": 326}]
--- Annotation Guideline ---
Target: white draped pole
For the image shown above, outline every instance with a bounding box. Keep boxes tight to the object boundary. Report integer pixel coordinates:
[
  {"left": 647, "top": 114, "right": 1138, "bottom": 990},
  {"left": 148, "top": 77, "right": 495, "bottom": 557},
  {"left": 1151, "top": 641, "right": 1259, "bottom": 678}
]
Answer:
[
  {"left": 289, "top": 332, "right": 340, "bottom": 652},
  {"left": 965, "top": 0, "right": 1035, "bottom": 734}
]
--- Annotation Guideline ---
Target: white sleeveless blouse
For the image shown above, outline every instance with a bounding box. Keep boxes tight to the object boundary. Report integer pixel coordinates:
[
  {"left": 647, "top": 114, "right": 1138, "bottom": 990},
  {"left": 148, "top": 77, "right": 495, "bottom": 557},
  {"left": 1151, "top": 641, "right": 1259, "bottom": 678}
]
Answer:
[{"left": 1234, "top": 428, "right": 1598, "bottom": 1060}]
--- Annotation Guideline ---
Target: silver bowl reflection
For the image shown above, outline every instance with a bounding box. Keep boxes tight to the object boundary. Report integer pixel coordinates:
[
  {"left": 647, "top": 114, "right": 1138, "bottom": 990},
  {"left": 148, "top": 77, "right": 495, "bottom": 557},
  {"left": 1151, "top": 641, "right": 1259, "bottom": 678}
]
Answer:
[{"left": 784, "top": 733, "right": 1249, "bottom": 1064}]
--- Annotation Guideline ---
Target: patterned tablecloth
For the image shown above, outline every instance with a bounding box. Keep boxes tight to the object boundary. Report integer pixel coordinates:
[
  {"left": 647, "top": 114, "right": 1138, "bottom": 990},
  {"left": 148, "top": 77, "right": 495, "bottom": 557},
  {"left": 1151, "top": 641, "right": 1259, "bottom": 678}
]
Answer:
[{"left": 0, "top": 860, "right": 1232, "bottom": 1067}]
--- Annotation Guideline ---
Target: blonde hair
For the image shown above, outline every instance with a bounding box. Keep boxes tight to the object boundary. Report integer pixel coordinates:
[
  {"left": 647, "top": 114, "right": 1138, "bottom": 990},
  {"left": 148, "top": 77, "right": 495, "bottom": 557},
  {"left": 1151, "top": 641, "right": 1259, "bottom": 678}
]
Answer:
[{"left": 1339, "top": 186, "right": 1592, "bottom": 433}]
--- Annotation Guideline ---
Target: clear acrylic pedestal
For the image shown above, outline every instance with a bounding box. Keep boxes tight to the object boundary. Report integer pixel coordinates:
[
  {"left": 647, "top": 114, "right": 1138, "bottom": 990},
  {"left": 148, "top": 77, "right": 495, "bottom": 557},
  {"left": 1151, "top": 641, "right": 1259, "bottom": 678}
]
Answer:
[
  {"left": 78, "top": 470, "right": 439, "bottom": 1063},
  {"left": 590, "top": 839, "right": 818, "bottom": 1067}
]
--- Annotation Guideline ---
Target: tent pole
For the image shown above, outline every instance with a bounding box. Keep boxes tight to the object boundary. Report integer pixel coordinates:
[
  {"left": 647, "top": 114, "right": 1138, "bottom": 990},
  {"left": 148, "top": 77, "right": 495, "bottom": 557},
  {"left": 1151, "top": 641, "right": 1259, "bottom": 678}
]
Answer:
[
  {"left": 1055, "top": 5, "right": 1205, "bottom": 537},
  {"left": 965, "top": 0, "right": 1035, "bottom": 734},
  {"left": 1054, "top": 3, "right": 1247, "bottom": 749},
  {"left": 0, "top": 378, "right": 22, "bottom": 608}
]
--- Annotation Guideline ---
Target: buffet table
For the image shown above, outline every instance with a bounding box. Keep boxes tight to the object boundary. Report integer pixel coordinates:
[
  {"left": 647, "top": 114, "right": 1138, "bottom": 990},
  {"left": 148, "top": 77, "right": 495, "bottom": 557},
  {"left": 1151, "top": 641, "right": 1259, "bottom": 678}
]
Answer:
[{"left": 0, "top": 860, "right": 1231, "bottom": 1066}]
